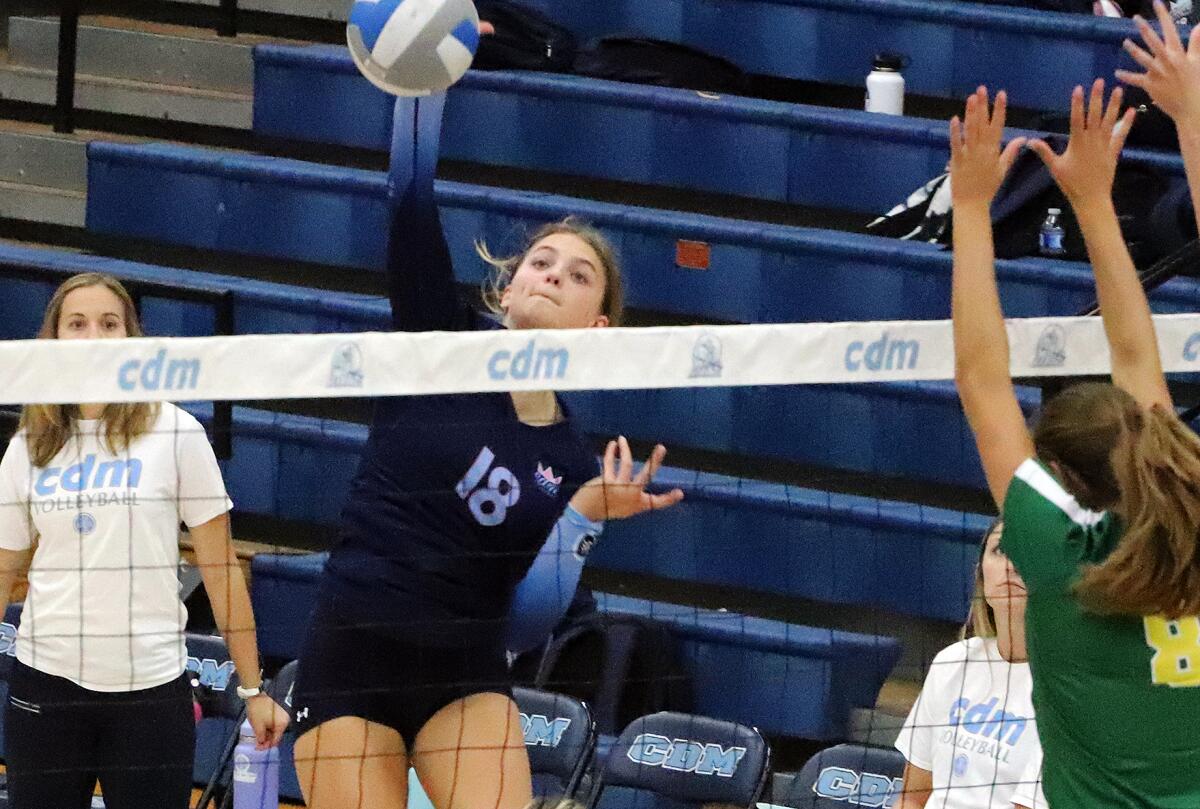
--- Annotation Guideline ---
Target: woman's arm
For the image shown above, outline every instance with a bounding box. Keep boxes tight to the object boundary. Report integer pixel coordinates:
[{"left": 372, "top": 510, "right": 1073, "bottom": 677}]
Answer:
[
  {"left": 0, "top": 546, "right": 31, "bottom": 616},
  {"left": 1119, "top": 0, "right": 1200, "bottom": 239},
  {"left": 1029, "top": 81, "right": 1169, "bottom": 409},
  {"left": 950, "top": 88, "right": 1034, "bottom": 508},
  {"left": 896, "top": 762, "right": 933, "bottom": 809},
  {"left": 385, "top": 94, "right": 467, "bottom": 333},
  {"left": 190, "top": 514, "right": 288, "bottom": 749}
]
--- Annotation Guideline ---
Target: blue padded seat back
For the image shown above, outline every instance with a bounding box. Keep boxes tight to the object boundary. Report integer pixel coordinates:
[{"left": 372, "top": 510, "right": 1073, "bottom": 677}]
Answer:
[
  {"left": 595, "top": 712, "right": 768, "bottom": 808},
  {"left": 514, "top": 686, "right": 596, "bottom": 796},
  {"left": 784, "top": 743, "right": 906, "bottom": 808}
]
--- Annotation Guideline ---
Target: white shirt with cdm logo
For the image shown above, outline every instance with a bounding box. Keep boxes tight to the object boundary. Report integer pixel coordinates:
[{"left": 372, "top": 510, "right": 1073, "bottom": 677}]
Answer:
[
  {"left": 0, "top": 404, "right": 231, "bottom": 692},
  {"left": 896, "top": 636, "right": 1047, "bottom": 809}
]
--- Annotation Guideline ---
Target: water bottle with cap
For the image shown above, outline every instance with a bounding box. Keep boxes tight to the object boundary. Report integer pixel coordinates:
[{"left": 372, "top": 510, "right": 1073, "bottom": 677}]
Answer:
[
  {"left": 233, "top": 719, "right": 279, "bottom": 809},
  {"left": 1039, "top": 208, "right": 1066, "bottom": 257},
  {"left": 866, "top": 53, "right": 905, "bottom": 115}
]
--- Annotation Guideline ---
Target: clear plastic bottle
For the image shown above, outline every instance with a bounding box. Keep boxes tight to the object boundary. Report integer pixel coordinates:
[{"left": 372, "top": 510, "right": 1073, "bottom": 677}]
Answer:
[
  {"left": 233, "top": 719, "right": 279, "bottom": 809},
  {"left": 1039, "top": 208, "right": 1066, "bottom": 257}
]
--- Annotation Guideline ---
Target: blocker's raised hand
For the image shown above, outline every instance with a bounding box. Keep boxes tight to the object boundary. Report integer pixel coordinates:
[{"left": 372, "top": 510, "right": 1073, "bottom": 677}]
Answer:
[
  {"left": 1029, "top": 80, "right": 1136, "bottom": 205},
  {"left": 1118, "top": 0, "right": 1200, "bottom": 127},
  {"left": 949, "top": 87, "right": 1027, "bottom": 208},
  {"left": 570, "top": 436, "right": 685, "bottom": 521}
]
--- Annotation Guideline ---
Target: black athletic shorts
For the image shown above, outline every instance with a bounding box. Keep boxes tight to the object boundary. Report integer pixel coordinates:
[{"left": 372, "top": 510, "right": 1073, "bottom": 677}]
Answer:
[{"left": 290, "top": 594, "right": 513, "bottom": 751}]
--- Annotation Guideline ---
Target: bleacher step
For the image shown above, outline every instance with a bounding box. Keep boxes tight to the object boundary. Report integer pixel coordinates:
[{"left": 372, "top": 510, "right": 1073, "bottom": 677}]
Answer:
[
  {"left": 0, "top": 130, "right": 87, "bottom": 192},
  {"left": 173, "top": 0, "right": 348, "bottom": 22},
  {"left": 8, "top": 16, "right": 254, "bottom": 94},
  {"left": 0, "top": 64, "right": 252, "bottom": 129},
  {"left": 0, "top": 180, "right": 86, "bottom": 227}
]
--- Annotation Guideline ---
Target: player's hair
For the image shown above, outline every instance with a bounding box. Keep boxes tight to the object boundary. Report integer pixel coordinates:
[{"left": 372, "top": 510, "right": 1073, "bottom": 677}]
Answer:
[
  {"left": 20, "top": 273, "right": 160, "bottom": 468},
  {"left": 961, "top": 520, "right": 1003, "bottom": 640},
  {"left": 1034, "top": 382, "right": 1200, "bottom": 617},
  {"left": 477, "top": 218, "right": 625, "bottom": 326}
]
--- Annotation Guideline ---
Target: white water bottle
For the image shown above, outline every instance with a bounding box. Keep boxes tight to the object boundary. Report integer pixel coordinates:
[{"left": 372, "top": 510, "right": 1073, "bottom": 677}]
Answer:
[
  {"left": 866, "top": 53, "right": 906, "bottom": 116},
  {"left": 233, "top": 719, "right": 279, "bottom": 809}
]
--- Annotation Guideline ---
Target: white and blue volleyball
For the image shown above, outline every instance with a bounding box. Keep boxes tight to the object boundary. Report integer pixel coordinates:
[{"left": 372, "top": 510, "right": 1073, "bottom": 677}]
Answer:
[{"left": 347, "top": 0, "right": 480, "bottom": 96}]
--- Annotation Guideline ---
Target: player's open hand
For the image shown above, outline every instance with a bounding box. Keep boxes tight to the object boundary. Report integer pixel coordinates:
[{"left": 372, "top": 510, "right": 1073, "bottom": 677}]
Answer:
[
  {"left": 1029, "top": 80, "right": 1135, "bottom": 206},
  {"left": 1118, "top": 0, "right": 1200, "bottom": 127},
  {"left": 949, "top": 87, "right": 1027, "bottom": 208},
  {"left": 570, "top": 436, "right": 685, "bottom": 522},
  {"left": 246, "top": 694, "right": 290, "bottom": 750}
]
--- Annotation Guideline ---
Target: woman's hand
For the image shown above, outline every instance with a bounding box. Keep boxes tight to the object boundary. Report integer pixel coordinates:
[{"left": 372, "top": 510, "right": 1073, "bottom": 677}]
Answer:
[
  {"left": 949, "top": 87, "right": 1027, "bottom": 209},
  {"left": 570, "top": 436, "right": 685, "bottom": 522},
  {"left": 245, "top": 694, "right": 290, "bottom": 750},
  {"left": 1117, "top": 0, "right": 1200, "bottom": 128},
  {"left": 1029, "top": 80, "right": 1136, "bottom": 206}
]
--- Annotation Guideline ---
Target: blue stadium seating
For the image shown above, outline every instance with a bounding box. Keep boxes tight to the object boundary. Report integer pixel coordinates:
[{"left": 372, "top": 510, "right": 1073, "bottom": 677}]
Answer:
[
  {"left": 85, "top": 142, "right": 1200, "bottom": 328},
  {"left": 513, "top": 686, "right": 597, "bottom": 798},
  {"left": 185, "top": 633, "right": 244, "bottom": 789},
  {"left": 590, "top": 712, "right": 769, "bottom": 809},
  {"left": 254, "top": 46, "right": 1184, "bottom": 213},
  {"left": 249, "top": 553, "right": 900, "bottom": 740},
  {"left": 460, "top": 0, "right": 1147, "bottom": 114},
  {"left": 781, "top": 743, "right": 906, "bottom": 808}
]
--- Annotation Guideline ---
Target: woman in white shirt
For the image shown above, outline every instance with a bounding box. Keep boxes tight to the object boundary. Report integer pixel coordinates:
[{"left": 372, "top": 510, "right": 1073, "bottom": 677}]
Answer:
[
  {"left": 0, "top": 273, "right": 288, "bottom": 809},
  {"left": 895, "top": 522, "right": 1045, "bottom": 809}
]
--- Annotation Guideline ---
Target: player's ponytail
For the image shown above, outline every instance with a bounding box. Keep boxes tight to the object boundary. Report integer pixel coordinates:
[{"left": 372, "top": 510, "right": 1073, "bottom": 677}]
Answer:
[{"left": 1076, "top": 403, "right": 1200, "bottom": 618}]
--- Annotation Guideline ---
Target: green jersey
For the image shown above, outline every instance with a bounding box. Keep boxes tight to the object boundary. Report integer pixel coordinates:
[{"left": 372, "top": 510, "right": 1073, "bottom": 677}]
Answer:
[{"left": 1002, "top": 458, "right": 1200, "bottom": 808}]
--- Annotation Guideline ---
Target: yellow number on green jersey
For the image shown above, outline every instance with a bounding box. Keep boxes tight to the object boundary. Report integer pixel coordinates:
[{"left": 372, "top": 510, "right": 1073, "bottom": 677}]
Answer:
[{"left": 1144, "top": 616, "right": 1200, "bottom": 687}]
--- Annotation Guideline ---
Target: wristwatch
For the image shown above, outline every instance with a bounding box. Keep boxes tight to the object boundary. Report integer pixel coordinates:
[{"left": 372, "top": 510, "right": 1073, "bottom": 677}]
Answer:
[{"left": 236, "top": 682, "right": 264, "bottom": 699}]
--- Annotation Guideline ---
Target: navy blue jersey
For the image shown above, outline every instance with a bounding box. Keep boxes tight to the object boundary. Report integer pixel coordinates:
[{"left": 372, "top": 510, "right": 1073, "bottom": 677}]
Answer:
[{"left": 323, "top": 187, "right": 598, "bottom": 647}]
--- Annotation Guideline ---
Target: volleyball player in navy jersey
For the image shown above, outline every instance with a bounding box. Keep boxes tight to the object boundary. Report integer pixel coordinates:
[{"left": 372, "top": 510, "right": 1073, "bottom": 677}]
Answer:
[{"left": 291, "top": 96, "right": 685, "bottom": 809}]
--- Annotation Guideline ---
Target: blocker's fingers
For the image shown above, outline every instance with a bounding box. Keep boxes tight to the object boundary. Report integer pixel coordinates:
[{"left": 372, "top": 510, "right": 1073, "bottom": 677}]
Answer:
[
  {"left": 1155, "top": 0, "right": 1184, "bottom": 52},
  {"left": 1103, "top": 86, "right": 1125, "bottom": 130},
  {"left": 1087, "top": 79, "right": 1106, "bottom": 130}
]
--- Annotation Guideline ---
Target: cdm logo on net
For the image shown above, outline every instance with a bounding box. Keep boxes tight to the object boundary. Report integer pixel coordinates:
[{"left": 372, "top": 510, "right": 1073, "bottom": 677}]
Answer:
[
  {"left": 117, "top": 349, "right": 201, "bottom": 392},
  {"left": 488, "top": 340, "right": 569, "bottom": 382},
  {"left": 844, "top": 333, "right": 920, "bottom": 373}
]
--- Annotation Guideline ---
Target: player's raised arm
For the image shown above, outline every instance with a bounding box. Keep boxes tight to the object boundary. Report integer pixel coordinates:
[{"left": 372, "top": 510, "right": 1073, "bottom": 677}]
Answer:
[
  {"left": 1119, "top": 0, "right": 1200, "bottom": 239},
  {"left": 949, "top": 87, "right": 1033, "bottom": 509},
  {"left": 1029, "top": 81, "right": 1170, "bottom": 410}
]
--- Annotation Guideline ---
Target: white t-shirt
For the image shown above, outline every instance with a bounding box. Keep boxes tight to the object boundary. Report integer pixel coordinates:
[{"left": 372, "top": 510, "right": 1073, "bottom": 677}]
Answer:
[
  {"left": 0, "top": 404, "right": 231, "bottom": 691},
  {"left": 895, "top": 637, "right": 1047, "bottom": 809}
]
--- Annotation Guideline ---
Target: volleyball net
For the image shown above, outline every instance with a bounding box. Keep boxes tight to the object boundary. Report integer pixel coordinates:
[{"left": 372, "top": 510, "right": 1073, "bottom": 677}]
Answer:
[{"left": 4, "top": 312, "right": 1191, "bottom": 808}]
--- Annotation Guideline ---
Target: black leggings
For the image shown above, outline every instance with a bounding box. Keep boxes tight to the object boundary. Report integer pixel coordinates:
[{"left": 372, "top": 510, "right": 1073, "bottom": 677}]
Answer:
[{"left": 5, "top": 661, "right": 195, "bottom": 809}]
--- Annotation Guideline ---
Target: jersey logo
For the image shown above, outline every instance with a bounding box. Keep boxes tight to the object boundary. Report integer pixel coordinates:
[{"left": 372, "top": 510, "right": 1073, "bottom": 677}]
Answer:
[
  {"left": 456, "top": 447, "right": 521, "bottom": 527},
  {"left": 534, "top": 463, "right": 562, "bottom": 497}
]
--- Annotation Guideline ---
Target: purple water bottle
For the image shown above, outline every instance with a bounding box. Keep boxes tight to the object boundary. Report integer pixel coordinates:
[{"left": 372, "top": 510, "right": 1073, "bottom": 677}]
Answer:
[{"left": 233, "top": 719, "right": 279, "bottom": 809}]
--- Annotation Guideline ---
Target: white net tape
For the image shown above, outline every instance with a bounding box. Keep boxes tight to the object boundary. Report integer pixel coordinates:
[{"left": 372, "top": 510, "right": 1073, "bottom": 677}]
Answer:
[{"left": 4, "top": 314, "right": 1199, "bottom": 404}]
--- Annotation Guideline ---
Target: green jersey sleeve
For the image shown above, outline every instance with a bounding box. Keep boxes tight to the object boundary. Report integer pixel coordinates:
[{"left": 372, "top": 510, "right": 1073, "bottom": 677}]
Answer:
[{"left": 1001, "top": 458, "right": 1119, "bottom": 588}]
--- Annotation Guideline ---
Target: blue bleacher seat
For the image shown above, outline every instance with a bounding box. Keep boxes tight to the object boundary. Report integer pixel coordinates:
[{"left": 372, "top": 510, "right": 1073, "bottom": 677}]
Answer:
[
  {"left": 591, "top": 712, "right": 769, "bottom": 809},
  {"left": 254, "top": 47, "right": 1182, "bottom": 214},
  {"left": 84, "top": 141, "right": 1200, "bottom": 328},
  {"left": 445, "top": 0, "right": 1146, "bottom": 114},
  {"left": 779, "top": 743, "right": 906, "bottom": 808},
  {"left": 514, "top": 686, "right": 597, "bottom": 799}
]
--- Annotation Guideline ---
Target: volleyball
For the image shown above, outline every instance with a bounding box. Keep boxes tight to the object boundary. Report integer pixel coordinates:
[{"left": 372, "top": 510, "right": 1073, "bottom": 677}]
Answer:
[{"left": 347, "top": 0, "right": 480, "bottom": 97}]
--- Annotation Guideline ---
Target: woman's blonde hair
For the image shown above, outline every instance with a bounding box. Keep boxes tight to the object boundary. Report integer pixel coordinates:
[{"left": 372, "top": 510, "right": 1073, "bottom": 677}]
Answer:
[
  {"left": 19, "top": 273, "right": 160, "bottom": 467},
  {"left": 477, "top": 218, "right": 624, "bottom": 326},
  {"left": 961, "top": 520, "right": 1003, "bottom": 641},
  {"left": 1034, "top": 382, "right": 1200, "bottom": 618}
]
